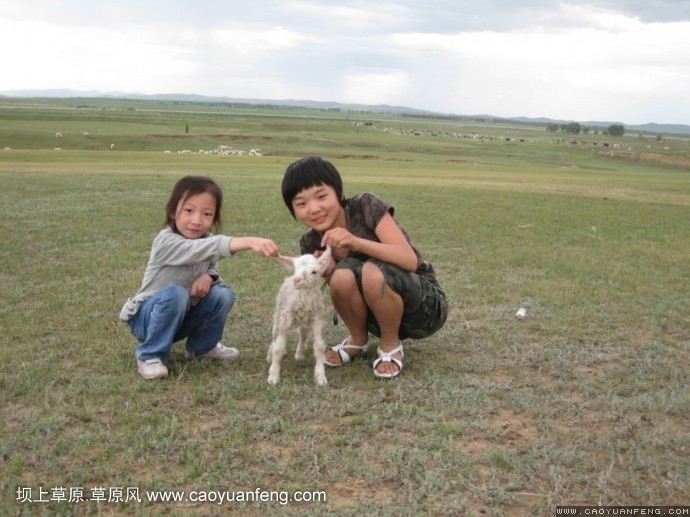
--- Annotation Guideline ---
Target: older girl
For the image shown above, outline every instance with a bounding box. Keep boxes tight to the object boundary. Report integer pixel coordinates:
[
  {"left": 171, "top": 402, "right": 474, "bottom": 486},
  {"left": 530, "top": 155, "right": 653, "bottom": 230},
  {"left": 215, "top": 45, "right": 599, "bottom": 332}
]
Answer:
[
  {"left": 281, "top": 157, "right": 447, "bottom": 379},
  {"left": 120, "top": 175, "right": 279, "bottom": 379}
]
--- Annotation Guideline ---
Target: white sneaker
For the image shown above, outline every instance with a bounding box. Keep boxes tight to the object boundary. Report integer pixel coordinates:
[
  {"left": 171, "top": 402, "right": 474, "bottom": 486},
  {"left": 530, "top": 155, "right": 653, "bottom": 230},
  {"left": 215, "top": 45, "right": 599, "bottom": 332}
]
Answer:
[
  {"left": 199, "top": 343, "right": 240, "bottom": 361},
  {"left": 137, "top": 358, "right": 168, "bottom": 380}
]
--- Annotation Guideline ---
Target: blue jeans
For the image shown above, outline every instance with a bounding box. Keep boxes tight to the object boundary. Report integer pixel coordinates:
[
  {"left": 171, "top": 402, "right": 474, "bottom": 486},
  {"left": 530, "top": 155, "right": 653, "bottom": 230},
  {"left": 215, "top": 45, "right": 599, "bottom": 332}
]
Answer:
[{"left": 128, "top": 283, "right": 236, "bottom": 364}]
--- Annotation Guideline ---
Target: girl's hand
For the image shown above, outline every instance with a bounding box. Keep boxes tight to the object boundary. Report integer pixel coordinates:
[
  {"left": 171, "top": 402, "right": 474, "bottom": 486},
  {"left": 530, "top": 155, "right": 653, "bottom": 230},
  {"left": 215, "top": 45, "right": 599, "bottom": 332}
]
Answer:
[
  {"left": 250, "top": 237, "right": 280, "bottom": 257},
  {"left": 321, "top": 228, "right": 359, "bottom": 252},
  {"left": 191, "top": 274, "right": 213, "bottom": 298},
  {"left": 228, "top": 236, "right": 279, "bottom": 256}
]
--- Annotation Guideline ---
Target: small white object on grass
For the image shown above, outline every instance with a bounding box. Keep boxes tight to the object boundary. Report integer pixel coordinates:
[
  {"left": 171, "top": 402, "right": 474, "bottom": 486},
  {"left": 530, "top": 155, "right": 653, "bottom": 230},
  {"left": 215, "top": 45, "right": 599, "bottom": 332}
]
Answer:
[{"left": 516, "top": 307, "right": 527, "bottom": 319}]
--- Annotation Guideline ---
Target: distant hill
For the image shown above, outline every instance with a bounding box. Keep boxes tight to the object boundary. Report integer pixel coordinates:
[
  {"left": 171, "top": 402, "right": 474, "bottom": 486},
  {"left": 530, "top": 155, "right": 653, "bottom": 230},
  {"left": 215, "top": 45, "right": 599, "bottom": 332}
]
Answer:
[
  {"left": 0, "top": 88, "right": 433, "bottom": 117},
  {"left": 2, "top": 89, "right": 689, "bottom": 136}
]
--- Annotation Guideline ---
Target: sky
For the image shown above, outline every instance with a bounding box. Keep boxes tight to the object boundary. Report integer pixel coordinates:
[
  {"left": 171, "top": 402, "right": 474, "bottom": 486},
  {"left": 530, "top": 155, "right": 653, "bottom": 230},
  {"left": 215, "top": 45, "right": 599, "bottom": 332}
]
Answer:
[{"left": 1, "top": 0, "right": 689, "bottom": 125}]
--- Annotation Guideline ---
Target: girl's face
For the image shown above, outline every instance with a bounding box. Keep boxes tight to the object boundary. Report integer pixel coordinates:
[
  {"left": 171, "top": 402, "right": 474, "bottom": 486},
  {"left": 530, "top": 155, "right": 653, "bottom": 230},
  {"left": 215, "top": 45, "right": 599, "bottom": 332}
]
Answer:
[
  {"left": 291, "top": 183, "right": 344, "bottom": 232},
  {"left": 172, "top": 192, "right": 217, "bottom": 239}
]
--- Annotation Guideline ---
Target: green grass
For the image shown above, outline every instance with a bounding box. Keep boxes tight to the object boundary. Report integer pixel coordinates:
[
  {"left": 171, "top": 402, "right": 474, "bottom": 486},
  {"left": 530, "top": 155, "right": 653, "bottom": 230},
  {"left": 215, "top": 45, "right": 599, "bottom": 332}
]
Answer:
[{"left": 0, "top": 99, "right": 689, "bottom": 516}]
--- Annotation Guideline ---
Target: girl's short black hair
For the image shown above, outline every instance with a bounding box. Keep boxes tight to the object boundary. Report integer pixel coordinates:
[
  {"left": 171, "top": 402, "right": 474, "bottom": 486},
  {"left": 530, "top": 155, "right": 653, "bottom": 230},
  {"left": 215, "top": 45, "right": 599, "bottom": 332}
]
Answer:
[
  {"left": 281, "top": 156, "right": 344, "bottom": 218},
  {"left": 165, "top": 175, "right": 223, "bottom": 233}
]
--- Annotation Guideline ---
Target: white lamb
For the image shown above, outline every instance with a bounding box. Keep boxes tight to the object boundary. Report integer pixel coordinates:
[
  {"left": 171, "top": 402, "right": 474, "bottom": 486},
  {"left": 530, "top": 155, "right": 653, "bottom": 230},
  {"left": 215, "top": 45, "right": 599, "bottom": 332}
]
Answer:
[{"left": 266, "top": 247, "right": 332, "bottom": 386}]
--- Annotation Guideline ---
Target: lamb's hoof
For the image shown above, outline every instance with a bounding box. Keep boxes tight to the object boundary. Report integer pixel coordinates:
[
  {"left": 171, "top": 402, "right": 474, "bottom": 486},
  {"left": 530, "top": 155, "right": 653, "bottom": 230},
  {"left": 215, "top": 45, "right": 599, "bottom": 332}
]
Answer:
[
  {"left": 267, "top": 376, "right": 279, "bottom": 385},
  {"left": 315, "top": 375, "right": 328, "bottom": 387}
]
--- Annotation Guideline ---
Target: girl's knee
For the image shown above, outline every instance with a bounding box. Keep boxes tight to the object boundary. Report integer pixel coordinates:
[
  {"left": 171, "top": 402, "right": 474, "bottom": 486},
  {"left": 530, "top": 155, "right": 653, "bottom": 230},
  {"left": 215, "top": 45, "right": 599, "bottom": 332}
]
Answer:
[
  {"left": 329, "top": 268, "right": 357, "bottom": 293},
  {"left": 361, "top": 261, "right": 386, "bottom": 295},
  {"left": 362, "top": 261, "right": 384, "bottom": 281},
  {"left": 209, "top": 283, "right": 236, "bottom": 309},
  {"left": 160, "top": 285, "right": 190, "bottom": 309}
]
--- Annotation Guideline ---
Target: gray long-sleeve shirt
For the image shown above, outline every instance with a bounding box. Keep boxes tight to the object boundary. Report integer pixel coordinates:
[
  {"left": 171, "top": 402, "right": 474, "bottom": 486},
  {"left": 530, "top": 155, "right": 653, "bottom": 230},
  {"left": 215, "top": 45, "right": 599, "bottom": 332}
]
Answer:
[{"left": 119, "top": 228, "right": 233, "bottom": 321}]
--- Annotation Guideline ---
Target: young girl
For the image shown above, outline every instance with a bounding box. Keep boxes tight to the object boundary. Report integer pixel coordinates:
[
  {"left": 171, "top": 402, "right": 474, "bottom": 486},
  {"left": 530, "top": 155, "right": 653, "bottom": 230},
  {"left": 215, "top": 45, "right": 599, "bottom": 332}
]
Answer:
[
  {"left": 281, "top": 157, "right": 448, "bottom": 379},
  {"left": 120, "top": 175, "right": 279, "bottom": 379}
]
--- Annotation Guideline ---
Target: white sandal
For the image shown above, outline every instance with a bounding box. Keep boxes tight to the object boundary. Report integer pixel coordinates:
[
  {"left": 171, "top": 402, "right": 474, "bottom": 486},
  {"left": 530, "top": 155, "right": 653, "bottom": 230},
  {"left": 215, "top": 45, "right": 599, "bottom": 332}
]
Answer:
[
  {"left": 324, "top": 338, "right": 367, "bottom": 367},
  {"left": 373, "top": 344, "right": 404, "bottom": 379}
]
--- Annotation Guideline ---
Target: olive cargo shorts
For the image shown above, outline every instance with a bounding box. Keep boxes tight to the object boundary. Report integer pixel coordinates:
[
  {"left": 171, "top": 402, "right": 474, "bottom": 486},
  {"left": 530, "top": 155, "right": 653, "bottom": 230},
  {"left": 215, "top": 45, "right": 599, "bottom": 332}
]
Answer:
[{"left": 333, "top": 258, "right": 448, "bottom": 340}]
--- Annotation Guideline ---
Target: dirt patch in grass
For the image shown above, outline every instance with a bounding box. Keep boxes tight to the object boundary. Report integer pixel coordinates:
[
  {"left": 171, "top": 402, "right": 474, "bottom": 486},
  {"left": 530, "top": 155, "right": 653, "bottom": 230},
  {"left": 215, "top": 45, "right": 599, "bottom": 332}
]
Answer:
[
  {"left": 331, "top": 154, "right": 383, "bottom": 160},
  {"left": 601, "top": 150, "right": 690, "bottom": 167},
  {"left": 328, "top": 480, "right": 397, "bottom": 508},
  {"left": 209, "top": 134, "right": 276, "bottom": 142}
]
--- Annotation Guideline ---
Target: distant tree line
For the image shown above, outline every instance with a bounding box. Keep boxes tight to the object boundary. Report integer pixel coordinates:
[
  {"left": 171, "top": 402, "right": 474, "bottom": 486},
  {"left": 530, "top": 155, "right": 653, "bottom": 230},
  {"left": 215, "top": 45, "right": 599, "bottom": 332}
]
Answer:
[{"left": 546, "top": 122, "right": 625, "bottom": 137}]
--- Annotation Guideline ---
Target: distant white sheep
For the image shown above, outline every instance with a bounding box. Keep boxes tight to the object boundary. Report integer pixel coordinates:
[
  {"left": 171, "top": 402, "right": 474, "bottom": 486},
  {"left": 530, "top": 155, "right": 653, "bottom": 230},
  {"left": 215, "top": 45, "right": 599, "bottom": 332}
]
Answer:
[
  {"left": 55, "top": 132, "right": 63, "bottom": 139},
  {"left": 266, "top": 247, "right": 332, "bottom": 386}
]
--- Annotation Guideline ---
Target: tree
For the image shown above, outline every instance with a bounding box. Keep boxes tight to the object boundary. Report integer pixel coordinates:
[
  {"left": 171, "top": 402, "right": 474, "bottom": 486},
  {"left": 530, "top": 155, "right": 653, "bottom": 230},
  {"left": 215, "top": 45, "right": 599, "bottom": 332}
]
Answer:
[
  {"left": 608, "top": 124, "right": 625, "bottom": 137},
  {"left": 565, "top": 122, "right": 582, "bottom": 135},
  {"left": 546, "top": 123, "right": 560, "bottom": 133}
]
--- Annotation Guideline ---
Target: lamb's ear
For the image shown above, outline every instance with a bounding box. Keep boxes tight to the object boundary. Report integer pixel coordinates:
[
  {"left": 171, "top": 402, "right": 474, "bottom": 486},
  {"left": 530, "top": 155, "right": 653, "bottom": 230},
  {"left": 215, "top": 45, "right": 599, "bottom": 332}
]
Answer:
[
  {"left": 273, "top": 255, "right": 296, "bottom": 269},
  {"left": 318, "top": 246, "right": 332, "bottom": 269}
]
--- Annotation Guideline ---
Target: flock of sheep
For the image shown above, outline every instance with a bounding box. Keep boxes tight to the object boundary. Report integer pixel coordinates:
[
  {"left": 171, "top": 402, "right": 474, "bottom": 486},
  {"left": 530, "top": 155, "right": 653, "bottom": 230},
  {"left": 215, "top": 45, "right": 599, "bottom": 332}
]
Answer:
[
  {"left": 359, "top": 122, "right": 649, "bottom": 153},
  {"left": 167, "top": 145, "right": 263, "bottom": 156},
  {"left": 51, "top": 132, "right": 265, "bottom": 156}
]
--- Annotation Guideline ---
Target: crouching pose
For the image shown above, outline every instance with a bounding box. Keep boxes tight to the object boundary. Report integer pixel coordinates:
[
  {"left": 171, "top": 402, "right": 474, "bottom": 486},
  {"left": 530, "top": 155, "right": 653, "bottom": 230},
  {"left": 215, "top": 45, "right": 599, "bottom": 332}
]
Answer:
[
  {"left": 120, "top": 175, "right": 279, "bottom": 380},
  {"left": 281, "top": 157, "right": 448, "bottom": 380}
]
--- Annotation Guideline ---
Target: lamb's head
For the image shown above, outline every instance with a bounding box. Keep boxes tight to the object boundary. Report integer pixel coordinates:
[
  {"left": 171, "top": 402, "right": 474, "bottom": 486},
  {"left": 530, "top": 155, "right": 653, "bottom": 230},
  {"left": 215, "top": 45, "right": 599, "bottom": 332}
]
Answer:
[{"left": 275, "top": 247, "right": 332, "bottom": 289}]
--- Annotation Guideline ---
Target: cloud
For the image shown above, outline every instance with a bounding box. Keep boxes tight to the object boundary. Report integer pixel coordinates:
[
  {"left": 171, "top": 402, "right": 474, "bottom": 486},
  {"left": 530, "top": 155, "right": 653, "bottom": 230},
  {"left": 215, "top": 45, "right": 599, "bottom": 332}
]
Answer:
[
  {"left": 0, "top": 17, "right": 197, "bottom": 92},
  {"left": 207, "top": 26, "right": 314, "bottom": 61},
  {"left": 382, "top": 6, "right": 690, "bottom": 121},
  {"left": 341, "top": 69, "right": 410, "bottom": 105},
  {"left": 286, "top": 1, "right": 411, "bottom": 30}
]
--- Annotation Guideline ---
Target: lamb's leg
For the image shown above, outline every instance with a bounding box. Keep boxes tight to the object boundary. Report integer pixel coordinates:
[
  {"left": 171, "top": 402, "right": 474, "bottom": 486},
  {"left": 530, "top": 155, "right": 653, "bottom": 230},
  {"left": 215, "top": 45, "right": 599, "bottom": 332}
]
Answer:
[
  {"left": 267, "top": 332, "right": 287, "bottom": 385},
  {"left": 266, "top": 334, "right": 279, "bottom": 363},
  {"left": 267, "top": 313, "right": 288, "bottom": 362},
  {"left": 311, "top": 319, "right": 327, "bottom": 387},
  {"left": 295, "top": 326, "right": 309, "bottom": 362}
]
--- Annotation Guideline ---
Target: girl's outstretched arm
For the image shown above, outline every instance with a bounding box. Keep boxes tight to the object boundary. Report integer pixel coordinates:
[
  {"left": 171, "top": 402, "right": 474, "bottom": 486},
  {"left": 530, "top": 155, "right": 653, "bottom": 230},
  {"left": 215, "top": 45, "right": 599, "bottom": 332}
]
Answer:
[{"left": 229, "top": 236, "right": 279, "bottom": 257}]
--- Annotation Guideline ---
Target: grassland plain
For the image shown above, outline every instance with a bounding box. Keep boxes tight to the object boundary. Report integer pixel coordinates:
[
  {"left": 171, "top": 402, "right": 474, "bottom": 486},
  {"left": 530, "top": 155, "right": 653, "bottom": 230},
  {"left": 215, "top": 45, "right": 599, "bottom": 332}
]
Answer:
[{"left": 0, "top": 100, "right": 689, "bottom": 516}]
